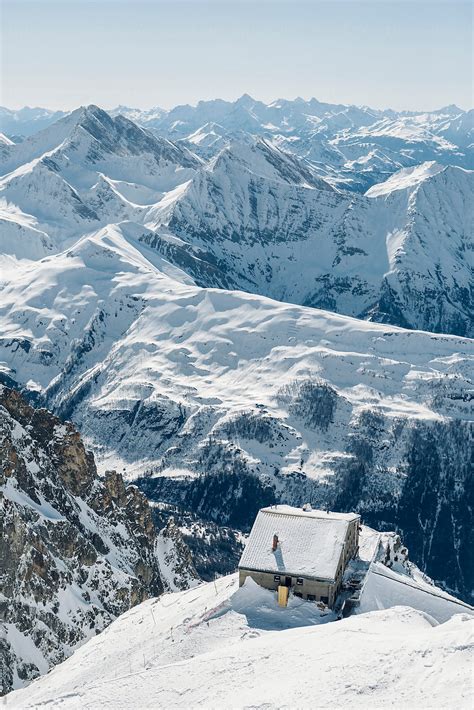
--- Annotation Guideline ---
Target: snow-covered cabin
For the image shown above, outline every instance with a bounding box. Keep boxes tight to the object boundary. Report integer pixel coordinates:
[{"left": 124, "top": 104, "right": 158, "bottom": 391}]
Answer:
[{"left": 238, "top": 505, "right": 360, "bottom": 607}]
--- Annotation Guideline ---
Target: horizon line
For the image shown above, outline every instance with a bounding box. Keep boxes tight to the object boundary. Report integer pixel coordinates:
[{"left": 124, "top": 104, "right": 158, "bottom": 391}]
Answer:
[{"left": 1, "top": 94, "right": 470, "bottom": 116}]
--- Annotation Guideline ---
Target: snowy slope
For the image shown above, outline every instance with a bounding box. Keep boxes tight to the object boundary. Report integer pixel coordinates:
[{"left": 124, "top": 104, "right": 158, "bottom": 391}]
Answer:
[
  {"left": 365, "top": 160, "right": 445, "bottom": 197},
  {"left": 358, "top": 563, "right": 473, "bottom": 624},
  {"left": 0, "top": 158, "right": 100, "bottom": 243},
  {"left": 0, "top": 222, "right": 471, "bottom": 460},
  {"left": 5, "top": 572, "right": 473, "bottom": 709},
  {"left": 0, "top": 203, "right": 54, "bottom": 259}
]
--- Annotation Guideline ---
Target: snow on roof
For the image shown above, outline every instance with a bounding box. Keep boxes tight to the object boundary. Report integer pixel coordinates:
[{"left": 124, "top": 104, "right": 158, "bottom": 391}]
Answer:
[
  {"left": 239, "top": 505, "right": 359, "bottom": 581},
  {"left": 261, "top": 505, "right": 360, "bottom": 523}
]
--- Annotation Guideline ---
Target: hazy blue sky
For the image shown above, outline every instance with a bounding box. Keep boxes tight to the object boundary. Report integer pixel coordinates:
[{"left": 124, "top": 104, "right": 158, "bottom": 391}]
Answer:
[{"left": 1, "top": 0, "right": 472, "bottom": 111}]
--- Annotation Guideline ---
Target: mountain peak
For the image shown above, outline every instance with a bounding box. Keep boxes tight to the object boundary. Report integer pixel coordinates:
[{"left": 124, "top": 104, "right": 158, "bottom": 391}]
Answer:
[
  {"left": 365, "top": 161, "right": 446, "bottom": 197},
  {"left": 207, "top": 134, "right": 333, "bottom": 192},
  {"left": 75, "top": 103, "right": 115, "bottom": 128},
  {"left": 235, "top": 93, "right": 257, "bottom": 108},
  {"left": 434, "top": 104, "right": 464, "bottom": 115},
  {"left": 68, "top": 104, "right": 110, "bottom": 124},
  {"left": 83, "top": 103, "right": 104, "bottom": 114}
]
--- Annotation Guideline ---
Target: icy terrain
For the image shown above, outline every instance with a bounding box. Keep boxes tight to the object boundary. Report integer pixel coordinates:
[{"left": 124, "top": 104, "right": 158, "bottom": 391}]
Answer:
[{"left": 5, "top": 565, "right": 473, "bottom": 709}]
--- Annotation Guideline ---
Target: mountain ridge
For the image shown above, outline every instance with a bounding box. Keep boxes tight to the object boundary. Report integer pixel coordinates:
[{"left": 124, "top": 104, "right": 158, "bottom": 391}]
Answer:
[{"left": 1, "top": 103, "right": 471, "bottom": 337}]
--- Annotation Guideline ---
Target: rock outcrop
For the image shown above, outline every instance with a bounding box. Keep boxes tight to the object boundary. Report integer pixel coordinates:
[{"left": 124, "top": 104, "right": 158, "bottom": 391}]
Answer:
[
  {"left": 155, "top": 517, "right": 200, "bottom": 592},
  {"left": 0, "top": 387, "right": 163, "bottom": 694}
]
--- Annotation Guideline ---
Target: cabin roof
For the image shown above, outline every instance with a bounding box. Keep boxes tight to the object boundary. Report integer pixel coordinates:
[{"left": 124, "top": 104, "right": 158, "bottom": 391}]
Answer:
[
  {"left": 239, "top": 505, "right": 360, "bottom": 582},
  {"left": 261, "top": 505, "right": 360, "bottom": 523}
]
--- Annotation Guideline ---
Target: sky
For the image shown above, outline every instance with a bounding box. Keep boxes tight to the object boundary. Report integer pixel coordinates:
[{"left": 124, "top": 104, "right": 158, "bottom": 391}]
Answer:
[{"left": 1, "top": 0, "right": 472, "bottom": 112}]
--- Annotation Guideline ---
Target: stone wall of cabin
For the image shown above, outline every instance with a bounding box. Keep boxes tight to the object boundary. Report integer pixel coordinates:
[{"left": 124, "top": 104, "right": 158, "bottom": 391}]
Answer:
[{"left": 239, "top": 568, "right": 336, "bottom": 606}]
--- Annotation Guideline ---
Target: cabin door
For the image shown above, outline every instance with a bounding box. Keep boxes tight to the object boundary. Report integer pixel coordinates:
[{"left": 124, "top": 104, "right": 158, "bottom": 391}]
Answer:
[{"left": 285, "top": 576, "right": 292, "bottom": 587}]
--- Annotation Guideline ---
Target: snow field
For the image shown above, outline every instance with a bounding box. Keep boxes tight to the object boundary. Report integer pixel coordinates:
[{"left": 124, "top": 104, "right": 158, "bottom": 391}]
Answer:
[{"left": 6, "top": 573, "right": 473, "bottom": 709}]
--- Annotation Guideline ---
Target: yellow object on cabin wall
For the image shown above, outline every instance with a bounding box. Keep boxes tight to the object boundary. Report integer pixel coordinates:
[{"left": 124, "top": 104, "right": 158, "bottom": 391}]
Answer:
[{"left": 278, "top": 585, "right": 289, "bottom": 607}]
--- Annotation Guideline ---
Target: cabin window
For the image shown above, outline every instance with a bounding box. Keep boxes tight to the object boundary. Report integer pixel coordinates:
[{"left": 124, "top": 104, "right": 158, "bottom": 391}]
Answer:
[
  {"left": 296, "top": 577, "right": 304, "bottom": 586},
  {"left": 320, "top": 596, "right": 329, "bottom": 604},
  {"left": 307, "top": 594, "right": 316, "bottom": 601},
  {"left": 294, "top": 591, "right": 303, "bottom": 598},
  {"left": 273, "top": 575, "right": 281, "bottom": 582}
]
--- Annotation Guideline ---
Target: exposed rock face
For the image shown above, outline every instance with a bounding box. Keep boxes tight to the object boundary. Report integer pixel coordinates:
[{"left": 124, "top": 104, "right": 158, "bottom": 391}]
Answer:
[
  {"left": 0, "top": 387, "right": 163, "bottom": 695},
  {"left": 152, "top": 505, "right": 244, "bottom": 582},
  {"left": 154, "top": 517, "right": 200, "bottom": 592}
]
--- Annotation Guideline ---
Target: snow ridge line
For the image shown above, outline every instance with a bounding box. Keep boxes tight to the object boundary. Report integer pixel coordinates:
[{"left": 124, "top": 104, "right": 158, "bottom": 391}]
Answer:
[{"left": 370, "top": 566, "right": 474, "bottom": 610}]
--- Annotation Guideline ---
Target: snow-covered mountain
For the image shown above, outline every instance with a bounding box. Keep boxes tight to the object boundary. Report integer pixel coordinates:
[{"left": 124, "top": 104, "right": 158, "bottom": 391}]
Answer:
[
  {"left": 0, "top": 106, "right": 68, "bottom": 139},
  {"left": 0, "top": 104, "right": 471, "bottom": 336},
  {"left": 0, "top": 105, "right": 200, "bottom": 254},
  {"left": 6, "top": 530, "right": 473, "bottom": 709},
  {"left": 3, "top": 97, "right": 472, "bottom": 185},
  {"left": 153, "top": 145, "right": 473, "bottom": 336},
  {"left": 111, "top": 95, "right": 474, "bottom": 186},
  {"left": 0, "top": 98, "right": 472, "bottom": 615},
  {"left": 0, "top": 224, "right": 472, "bottom": 603},
  {"left": 0, "top": 104, "right": 200, "bottom": 179}
]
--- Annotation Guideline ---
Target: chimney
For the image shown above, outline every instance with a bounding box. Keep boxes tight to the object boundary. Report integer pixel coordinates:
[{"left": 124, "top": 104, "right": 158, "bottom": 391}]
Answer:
[{"left": 272, "top": 534, "right": 279, "bottom": 551}]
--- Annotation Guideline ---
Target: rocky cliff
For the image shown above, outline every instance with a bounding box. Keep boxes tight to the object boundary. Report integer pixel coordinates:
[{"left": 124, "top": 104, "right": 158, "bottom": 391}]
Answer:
[{"left": 0, "top": 387, "right": 163, "bottom": 694}]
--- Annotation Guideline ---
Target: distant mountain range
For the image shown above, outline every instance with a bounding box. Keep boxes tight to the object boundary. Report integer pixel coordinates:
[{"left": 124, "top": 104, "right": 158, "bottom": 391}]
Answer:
[
  {"left": 0, "top": 102, "right": 472, "bottom": 336},
  {"left": 2, "top": 97, "right": 472, "bottom": 177}
]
